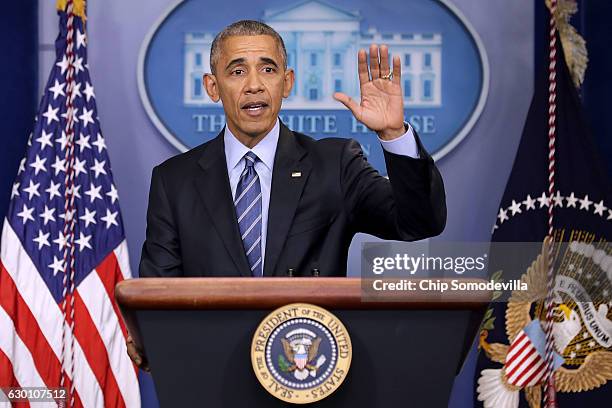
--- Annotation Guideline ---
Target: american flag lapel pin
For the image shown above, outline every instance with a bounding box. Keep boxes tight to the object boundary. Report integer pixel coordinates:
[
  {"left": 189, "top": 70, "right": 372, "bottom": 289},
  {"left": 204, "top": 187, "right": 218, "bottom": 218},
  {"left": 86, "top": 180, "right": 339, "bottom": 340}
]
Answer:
[{"left": 291, "top": 171, "right": 302, "bottom": 178}]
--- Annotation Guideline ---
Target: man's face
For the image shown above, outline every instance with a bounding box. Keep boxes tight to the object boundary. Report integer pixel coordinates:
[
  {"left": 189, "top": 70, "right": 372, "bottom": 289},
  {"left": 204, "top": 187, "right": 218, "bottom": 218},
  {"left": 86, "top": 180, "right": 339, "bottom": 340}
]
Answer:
[{"left": 204, "top": 35, "right": 294, "bottom": 144}]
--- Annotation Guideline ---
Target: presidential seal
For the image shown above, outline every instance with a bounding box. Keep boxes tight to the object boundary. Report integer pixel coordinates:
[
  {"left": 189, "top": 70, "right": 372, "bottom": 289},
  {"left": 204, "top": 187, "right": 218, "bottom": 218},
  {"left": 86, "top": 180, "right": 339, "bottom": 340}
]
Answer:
[
  {"left": 478, "top": 235, "right": 612, "bottom": 407},
  {"left": 251, "top": 303, "right": 352, "bottom": 404}
]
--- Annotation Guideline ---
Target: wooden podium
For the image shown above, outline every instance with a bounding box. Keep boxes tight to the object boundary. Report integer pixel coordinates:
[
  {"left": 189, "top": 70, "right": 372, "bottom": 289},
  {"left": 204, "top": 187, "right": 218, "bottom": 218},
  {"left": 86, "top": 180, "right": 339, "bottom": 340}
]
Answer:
[{"left": 115, "top": 278, "right": 489, "bottom": 407}]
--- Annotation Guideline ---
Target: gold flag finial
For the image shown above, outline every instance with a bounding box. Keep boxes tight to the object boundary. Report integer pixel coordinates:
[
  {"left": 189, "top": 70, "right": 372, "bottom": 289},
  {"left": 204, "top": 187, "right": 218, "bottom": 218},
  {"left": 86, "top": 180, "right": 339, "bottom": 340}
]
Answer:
[
  {"left": 545, "top": 0, "right": 588, "bottom": 88},
  {"left": 56, "top": 0, "right": 87, "bottom": 21}
]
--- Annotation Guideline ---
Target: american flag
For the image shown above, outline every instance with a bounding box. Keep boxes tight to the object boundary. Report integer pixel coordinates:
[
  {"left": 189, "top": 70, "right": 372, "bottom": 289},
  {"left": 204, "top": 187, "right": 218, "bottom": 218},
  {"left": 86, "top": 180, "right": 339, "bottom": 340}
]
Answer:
[
  {"left": 478, "top": 320, "right": 565, "bottom": 408},
  {"left": 503, "top": 321, "right": 562, "bottom": 389},
  {"left": 0, "top": 2, "right": 140, "bottom": 407}
]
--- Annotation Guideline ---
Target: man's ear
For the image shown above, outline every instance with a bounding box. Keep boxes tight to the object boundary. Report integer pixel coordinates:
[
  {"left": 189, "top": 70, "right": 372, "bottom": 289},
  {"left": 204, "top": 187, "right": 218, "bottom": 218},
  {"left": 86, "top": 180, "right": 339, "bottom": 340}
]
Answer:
[
  {"left": 204, "top": 73, "right": 220, "bottom": 102},
  {"left": 282, "top": 68, "right": 295, "bottom": 98}
]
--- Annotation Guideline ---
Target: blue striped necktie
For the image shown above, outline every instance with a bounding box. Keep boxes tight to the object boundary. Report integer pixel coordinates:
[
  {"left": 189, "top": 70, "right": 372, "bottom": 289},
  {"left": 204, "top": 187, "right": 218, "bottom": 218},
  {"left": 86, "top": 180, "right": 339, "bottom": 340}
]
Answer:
[{"left": 234, "top": 151, "right": 263, "bottom": 276}]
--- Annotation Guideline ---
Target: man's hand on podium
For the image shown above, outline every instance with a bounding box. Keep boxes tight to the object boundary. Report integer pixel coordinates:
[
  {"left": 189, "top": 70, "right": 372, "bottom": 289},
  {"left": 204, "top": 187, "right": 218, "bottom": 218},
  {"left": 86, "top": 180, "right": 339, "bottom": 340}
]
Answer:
[{"left": 127, "top": 334, "right": 150, "bottom": 372}]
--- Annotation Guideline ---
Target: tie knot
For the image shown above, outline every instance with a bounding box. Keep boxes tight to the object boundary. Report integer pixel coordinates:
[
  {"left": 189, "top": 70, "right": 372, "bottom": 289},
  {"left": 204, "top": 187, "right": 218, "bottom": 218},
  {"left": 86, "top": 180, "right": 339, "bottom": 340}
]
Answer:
[{"left": 244, "top": 151, "right": 258, "bottom": 168}]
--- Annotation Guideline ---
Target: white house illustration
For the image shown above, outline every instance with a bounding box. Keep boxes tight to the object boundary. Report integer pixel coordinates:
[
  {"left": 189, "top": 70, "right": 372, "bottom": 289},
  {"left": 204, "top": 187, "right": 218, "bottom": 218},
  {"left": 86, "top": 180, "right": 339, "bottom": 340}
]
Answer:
[{"left": 183, "top": 0, "right": 442, "bottom": 108}]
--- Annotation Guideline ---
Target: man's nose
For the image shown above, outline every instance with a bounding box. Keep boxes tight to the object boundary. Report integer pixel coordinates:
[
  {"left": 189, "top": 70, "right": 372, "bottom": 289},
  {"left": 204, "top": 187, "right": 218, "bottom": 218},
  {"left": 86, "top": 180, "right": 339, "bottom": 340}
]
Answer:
[{"left": 245, "top": 71, "right": 264, "bottom": 93}]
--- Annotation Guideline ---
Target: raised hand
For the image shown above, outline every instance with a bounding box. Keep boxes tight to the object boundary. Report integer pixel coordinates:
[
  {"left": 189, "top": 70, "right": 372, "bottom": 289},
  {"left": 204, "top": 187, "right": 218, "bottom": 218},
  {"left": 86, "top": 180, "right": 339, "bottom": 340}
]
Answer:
[{"left": 334, "top": 44, "right": 406, "bottom": 140}]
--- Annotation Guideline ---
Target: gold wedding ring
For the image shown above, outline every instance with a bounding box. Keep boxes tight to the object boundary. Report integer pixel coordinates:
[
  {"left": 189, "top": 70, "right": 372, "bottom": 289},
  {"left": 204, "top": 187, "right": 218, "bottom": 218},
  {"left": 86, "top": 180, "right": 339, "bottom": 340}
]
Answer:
[{"left": 381, "top": 71, "right": 392, "bottom": 80}]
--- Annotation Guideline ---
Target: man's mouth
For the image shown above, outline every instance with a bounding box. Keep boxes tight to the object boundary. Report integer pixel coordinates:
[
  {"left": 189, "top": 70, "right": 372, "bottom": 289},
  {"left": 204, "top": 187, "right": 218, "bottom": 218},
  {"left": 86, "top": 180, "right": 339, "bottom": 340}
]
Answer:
[{"left": 241, "top": 101, "right": 269, "bottom": 116}]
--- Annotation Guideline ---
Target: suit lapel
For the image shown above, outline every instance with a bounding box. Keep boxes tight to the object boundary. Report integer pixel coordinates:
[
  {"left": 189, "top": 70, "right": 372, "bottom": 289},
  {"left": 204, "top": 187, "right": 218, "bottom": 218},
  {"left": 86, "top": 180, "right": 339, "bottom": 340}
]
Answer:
[
  {"left": 195, "top": 132, "right": 251, "bottom": 276},
  {"left": 263, "top": 123, "right": 312, "bottom": 276}
]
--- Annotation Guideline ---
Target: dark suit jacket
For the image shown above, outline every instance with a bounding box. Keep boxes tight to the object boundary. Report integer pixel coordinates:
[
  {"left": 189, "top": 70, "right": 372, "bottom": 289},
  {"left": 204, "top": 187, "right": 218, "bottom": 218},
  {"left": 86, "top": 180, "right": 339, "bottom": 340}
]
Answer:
[{"left": 139, "top": 122, "right": 446, "bottom": 277}]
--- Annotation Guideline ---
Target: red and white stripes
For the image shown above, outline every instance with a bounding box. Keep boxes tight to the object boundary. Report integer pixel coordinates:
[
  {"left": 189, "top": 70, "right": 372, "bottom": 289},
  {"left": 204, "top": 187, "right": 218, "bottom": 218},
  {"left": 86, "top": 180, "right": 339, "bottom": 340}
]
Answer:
[
  {"left": 1, "top": 221, "right": 139, "bottom": 407},
  {"left": 543, "top": 0, "right": 558, "bottom": 406},
  {"left": 505, "top": 331, "right": 547, "bottom": 388}
]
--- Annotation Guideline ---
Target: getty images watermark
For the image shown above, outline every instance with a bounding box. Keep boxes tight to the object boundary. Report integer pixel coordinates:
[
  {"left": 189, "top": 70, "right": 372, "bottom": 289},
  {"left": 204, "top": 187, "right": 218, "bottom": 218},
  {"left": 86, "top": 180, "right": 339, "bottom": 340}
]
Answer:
[{"left": 359, "top": 242, "right": 554, "bottom": 302}]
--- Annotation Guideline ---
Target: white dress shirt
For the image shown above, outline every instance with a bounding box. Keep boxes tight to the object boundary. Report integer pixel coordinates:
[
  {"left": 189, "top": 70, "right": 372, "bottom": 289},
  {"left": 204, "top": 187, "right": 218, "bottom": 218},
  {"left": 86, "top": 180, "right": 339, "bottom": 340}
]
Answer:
[{"left": 224, "top": 119, "right": 419, "bottom": 271}]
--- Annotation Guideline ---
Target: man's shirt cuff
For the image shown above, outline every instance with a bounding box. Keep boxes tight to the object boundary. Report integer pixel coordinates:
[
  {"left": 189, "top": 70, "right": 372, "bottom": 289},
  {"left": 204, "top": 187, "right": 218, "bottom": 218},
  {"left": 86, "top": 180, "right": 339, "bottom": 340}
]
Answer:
[{"left": 378, "top": 124, "right": 420, "bottom": 158}]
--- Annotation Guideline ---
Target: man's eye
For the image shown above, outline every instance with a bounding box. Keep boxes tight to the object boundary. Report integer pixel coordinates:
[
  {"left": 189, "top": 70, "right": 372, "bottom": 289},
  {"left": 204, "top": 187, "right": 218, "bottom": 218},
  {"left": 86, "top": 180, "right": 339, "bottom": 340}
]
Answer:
[
  {"left": 232, "top": 69, "right": 244, "bottom": 75},
  {"left": 263, "top": 67, "right": 275, "bottom": 73}
]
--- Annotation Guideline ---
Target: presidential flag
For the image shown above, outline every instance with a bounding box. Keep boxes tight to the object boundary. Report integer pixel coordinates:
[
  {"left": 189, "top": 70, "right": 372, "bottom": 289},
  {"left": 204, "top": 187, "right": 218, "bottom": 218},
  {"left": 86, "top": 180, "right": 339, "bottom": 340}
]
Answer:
[
  {"left": 475, "top": 3, "right": 612, "bottom": 408},
  {"left": 0, "top": 1, "right": 140, "bottom": 407}
]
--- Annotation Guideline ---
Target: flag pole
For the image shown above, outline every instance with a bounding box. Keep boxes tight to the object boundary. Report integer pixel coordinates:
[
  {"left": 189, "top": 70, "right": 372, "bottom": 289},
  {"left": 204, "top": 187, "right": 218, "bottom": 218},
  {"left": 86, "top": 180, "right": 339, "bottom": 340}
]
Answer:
[
  {"left": 59, "top": 0, "right": 78, "bottom": 406},
  {"left": 543, "top": 0, "right": 559, "bottom": 406}
]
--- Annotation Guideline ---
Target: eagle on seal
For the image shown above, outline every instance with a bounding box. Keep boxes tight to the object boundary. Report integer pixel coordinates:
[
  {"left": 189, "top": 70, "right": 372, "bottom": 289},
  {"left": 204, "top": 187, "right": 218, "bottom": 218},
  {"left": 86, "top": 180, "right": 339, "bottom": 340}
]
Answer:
[{"left": 281, "top": 336, "right": 322, "bottom": 371}]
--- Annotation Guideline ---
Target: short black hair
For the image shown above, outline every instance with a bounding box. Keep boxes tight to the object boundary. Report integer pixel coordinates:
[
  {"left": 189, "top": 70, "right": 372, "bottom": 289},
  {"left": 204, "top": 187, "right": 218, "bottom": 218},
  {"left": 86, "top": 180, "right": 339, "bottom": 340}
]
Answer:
[{"left": 210, "top": 20, "right": 288, "bottom": 74}]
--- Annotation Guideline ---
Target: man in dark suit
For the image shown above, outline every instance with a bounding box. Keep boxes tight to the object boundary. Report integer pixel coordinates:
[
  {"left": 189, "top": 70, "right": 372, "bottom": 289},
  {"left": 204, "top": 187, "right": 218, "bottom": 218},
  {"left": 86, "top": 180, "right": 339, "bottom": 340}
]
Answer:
[{"left": 139, "top": 20, "right": 446, "bottom": 279}]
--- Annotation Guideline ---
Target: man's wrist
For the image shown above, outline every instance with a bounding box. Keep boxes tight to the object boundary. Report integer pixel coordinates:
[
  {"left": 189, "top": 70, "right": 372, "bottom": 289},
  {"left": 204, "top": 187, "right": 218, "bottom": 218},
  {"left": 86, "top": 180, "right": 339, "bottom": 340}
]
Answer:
[
  {"left": 377, "top": 124, "right": 407, "bottom": 141},
  {"left": 378, "top": 123, "right": 420, "bottom": 158}
]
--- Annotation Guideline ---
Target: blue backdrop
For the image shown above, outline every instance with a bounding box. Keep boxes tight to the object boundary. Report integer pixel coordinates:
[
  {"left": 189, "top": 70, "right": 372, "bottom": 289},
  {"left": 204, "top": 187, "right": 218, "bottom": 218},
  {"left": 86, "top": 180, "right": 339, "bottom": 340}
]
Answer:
[{"left": 0, "top": 0, "right": 37, "bottom": 225}]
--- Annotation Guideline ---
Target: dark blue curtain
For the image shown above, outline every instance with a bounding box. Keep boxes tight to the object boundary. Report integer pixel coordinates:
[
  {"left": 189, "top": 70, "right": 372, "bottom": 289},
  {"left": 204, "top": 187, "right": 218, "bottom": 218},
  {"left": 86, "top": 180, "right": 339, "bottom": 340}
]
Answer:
[
  {"left": 581, "top": 1, "right": 612, "bottom": 175},
  {"left": 0, "top": 1, "right": 38, "bottom": 222},
  {"left": 535, "top": 0, "right": 612, "bottom": 176}
]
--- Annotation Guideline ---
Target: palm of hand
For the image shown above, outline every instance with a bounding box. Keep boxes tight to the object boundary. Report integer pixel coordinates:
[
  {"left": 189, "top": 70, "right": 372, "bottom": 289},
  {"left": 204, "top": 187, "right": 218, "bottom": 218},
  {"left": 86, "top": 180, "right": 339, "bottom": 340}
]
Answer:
[
  {"left": 357, "top": 79, "right": 404, "bottom": 132},
  {"left": 333, "top": 44, "right": 406, "bottom": 138}
]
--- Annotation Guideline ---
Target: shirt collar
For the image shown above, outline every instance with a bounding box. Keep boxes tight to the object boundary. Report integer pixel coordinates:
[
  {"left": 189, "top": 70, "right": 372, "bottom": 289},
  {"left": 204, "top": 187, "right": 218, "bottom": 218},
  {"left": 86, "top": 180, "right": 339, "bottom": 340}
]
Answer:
[{"left": 224, "top": 119, "right": 279, "bottom": 173}]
